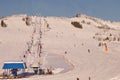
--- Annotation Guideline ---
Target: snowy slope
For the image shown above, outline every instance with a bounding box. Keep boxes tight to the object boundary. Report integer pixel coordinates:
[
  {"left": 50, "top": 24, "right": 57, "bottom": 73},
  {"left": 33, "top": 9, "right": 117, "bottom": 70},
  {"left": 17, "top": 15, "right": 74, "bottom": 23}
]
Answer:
[{"left": 0, "top": 14, "right": 120, "bottom": 80}]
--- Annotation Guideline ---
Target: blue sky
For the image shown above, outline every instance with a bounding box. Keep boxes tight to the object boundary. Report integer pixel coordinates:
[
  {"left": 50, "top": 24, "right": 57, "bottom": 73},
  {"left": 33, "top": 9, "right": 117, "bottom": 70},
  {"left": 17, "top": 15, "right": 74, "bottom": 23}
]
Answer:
[{"left": 0, "top": 0, "right": 120, "bottom": 21}]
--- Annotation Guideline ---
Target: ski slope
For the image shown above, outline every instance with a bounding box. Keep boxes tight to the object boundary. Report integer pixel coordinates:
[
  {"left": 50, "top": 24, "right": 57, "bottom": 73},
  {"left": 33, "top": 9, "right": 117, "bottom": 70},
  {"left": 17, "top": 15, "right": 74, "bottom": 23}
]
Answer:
[{"left": 0, "top": 14, "right": 120, "bottom": 80}]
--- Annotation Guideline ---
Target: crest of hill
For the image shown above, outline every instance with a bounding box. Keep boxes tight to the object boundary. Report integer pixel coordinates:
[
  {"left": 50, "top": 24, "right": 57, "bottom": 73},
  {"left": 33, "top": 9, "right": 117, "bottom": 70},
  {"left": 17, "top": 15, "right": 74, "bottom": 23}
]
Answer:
[
  {"left": 75, "top": 13, "right": 120, "bottom": 30},
  {"left": 0, "top": 14, "right": 32, "bottom": 28},
  {"left": 0, "top": 14, "right": 120, "bottom": 30}
]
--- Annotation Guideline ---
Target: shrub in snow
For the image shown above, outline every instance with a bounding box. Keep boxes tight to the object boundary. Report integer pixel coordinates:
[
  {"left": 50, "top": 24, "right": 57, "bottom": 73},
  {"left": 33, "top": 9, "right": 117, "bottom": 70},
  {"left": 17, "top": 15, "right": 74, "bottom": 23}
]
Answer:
[
  {"left": 1, "top": 20, "right": 7, "bottom": 27},
  {"left": 98, "top": 42, "right": 102, "bottom": 47},
  {"left": 71, "top": 21, "right": 83, "bottom": 29},
  {"left": 76, "top": 13, "right": 81, "bottom": 17},
  {"left": 103, "top": 37, "right": 109, "bottom": 41},
  {"left": 81, "top": 20, "right": 85, "bottom": 23},
  {"left": 25, "top": 16, "right": 31, "bottom": 26},
  {"left": 109, "top": 33, "right": 112, "bottom": 36},
  {"left": 116, "top": 38, "right": 119, "bottom": 41},
  {"left": 22, "top": 18, "right": 26, "bottom": 21}
]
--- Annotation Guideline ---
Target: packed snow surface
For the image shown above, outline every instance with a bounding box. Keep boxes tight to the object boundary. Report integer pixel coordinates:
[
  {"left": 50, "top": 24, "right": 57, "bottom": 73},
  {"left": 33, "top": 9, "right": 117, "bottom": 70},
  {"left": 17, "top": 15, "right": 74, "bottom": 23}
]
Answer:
[{"left": 0, "top": 14, "right": 120, "bottom": 80}]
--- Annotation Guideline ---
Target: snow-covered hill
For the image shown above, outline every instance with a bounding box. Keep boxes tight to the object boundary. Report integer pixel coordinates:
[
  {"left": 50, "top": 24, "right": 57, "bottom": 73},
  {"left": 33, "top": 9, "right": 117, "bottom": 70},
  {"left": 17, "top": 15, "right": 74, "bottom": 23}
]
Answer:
[{"left": 0, "top": 14, "right": 120, "bottom": 80}]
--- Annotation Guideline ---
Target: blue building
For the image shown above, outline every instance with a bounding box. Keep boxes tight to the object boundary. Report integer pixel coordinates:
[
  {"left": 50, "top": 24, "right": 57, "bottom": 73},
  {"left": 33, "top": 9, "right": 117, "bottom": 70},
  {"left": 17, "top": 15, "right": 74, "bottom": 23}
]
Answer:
[{"left": 2, "top": 61, "right": 26, "bottom": 78}]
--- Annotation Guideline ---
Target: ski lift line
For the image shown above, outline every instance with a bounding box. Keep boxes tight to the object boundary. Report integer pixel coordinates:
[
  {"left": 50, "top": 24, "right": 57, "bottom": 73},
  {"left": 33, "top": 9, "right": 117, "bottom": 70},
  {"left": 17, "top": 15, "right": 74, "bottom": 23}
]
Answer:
[
  {"left": 25, "top": 16, "right": 47, "bottom": 71},
  {"left": 25, "top": 17, "right": 39, "bottom": 70}
]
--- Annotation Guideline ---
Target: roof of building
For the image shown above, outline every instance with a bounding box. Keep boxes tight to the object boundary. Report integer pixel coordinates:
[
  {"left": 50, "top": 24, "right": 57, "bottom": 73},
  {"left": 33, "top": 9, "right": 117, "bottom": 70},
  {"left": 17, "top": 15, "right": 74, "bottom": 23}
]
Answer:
[{"left": 2, "top": 61, "right": 26, "bottom": 69}]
